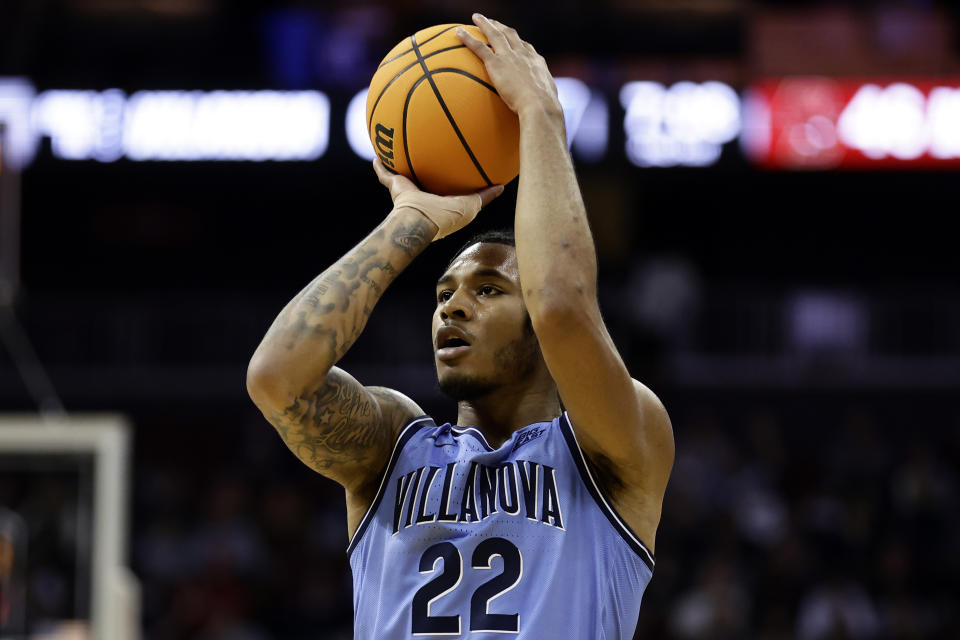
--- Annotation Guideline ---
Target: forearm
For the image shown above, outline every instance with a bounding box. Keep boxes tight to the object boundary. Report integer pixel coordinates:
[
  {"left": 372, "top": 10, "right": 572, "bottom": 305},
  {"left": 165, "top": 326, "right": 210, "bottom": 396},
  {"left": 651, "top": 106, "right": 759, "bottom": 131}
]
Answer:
[
  {"left": 514, "top": 106, "right": 599, "bottom": 317},
  {"left": 248, "top": 207, "right": 437, "bottom": 400}
]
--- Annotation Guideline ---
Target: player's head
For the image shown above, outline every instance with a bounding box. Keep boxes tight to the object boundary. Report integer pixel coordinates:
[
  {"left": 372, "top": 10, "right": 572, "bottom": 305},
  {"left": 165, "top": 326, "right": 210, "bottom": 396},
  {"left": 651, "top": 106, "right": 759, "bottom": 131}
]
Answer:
[{"left": 433, "top": 229, "right": 547, "bottom": 401}]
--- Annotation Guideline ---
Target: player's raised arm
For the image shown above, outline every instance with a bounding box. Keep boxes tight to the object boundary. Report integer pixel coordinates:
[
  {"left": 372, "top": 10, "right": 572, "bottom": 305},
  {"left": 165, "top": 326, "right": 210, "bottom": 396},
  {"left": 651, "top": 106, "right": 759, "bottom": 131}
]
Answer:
[
  {"left": 459, "top": 15, "right": 674, "bottom": 538},
  {"left": 246, "top": 161, "right": 502, "bottom": 500}
]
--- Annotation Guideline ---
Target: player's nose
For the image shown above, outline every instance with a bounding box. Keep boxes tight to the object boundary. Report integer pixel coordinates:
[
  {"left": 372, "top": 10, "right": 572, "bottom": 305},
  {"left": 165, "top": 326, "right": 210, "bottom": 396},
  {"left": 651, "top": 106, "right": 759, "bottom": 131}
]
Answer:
[{"left": 439, "top": 289, "right": 473, "bottom": 321}]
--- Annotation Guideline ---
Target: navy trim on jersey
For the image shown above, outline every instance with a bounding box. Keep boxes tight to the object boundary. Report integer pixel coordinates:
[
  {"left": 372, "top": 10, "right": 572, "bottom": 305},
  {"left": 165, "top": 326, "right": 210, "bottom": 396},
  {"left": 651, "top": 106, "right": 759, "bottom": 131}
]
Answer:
[
  {"left": 557, "top": 412, "right": 656, "bottom": 571},
  {"left": 346, "top": 415, "right": 435, "bottom": 557},
  {"left": 449, "top": 425, "right": 495, "bottom": 451}
]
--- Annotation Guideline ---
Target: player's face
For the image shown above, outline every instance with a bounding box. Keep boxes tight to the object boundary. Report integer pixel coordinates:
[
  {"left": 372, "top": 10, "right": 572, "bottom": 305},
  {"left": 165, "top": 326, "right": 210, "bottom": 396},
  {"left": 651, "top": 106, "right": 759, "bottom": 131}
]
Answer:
[{"left": 433, "top": 242, "right": 541, "bottom": 401}]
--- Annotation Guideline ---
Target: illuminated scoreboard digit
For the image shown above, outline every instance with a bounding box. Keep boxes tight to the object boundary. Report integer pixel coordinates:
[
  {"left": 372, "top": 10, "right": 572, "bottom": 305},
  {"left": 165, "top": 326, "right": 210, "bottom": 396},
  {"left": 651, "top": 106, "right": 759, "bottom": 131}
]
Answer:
[
  {"left": 620, "top": 81, "right": 741, "bottom": 167},
  {"left": 742, "top": 77, "right": 960, "bottom": 169}
]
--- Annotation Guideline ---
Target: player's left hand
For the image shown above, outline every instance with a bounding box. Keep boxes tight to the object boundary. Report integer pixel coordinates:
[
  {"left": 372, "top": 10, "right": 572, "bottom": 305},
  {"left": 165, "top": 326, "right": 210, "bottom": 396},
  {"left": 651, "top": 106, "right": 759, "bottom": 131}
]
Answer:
[
  {"left": 457, "top": 14, "right": 562, "bottom": 121},
  {"left": 374, "top": 158, "right": 503, "bottom": 241}
]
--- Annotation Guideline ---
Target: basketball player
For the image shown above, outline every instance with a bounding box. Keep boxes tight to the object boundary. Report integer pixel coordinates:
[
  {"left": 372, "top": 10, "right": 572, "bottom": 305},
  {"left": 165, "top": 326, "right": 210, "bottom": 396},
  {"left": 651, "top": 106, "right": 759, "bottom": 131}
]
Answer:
[{"left": 247, "top": 14, "right": 673, "bottom": 639}]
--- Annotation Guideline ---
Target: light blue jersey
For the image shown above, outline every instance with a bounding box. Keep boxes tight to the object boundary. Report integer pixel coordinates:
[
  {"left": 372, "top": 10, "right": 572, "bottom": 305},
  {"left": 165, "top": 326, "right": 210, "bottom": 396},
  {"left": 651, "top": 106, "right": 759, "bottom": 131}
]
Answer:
[{"left": 348, "top": 412, "right": 655, "bottom": 639}]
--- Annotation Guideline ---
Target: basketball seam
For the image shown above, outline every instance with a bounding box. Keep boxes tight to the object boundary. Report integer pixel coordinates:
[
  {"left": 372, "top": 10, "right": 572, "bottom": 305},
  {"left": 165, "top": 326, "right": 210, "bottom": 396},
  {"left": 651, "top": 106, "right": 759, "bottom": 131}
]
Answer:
[
  {"left": 401, "top": 74, "right": 429, "bottom": 190},
  {"left": 409, "top": 34, "right": 494, "bottom": 188},
  {"left": 367, "top": 44, "right": 469, "bottom": 136},
  {"left": 424, "top": 68, "right": 498, "bottom": 94},
  {"left": 377, "top": 25, "right": 459, "bottom": 69}
]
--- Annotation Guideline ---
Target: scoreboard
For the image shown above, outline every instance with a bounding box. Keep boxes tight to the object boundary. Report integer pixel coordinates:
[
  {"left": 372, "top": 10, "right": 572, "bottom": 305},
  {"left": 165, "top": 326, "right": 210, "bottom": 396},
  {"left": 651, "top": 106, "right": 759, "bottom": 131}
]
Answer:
[{"left": 2, "top": 76, "right": 960, "bottom": 171}]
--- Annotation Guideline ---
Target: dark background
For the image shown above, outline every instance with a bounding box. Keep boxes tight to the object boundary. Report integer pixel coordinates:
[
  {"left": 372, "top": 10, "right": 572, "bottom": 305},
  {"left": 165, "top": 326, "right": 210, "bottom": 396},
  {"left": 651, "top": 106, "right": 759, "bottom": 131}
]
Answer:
[{"left": 1, "top": 0, "right": 959, "bottom": 638}]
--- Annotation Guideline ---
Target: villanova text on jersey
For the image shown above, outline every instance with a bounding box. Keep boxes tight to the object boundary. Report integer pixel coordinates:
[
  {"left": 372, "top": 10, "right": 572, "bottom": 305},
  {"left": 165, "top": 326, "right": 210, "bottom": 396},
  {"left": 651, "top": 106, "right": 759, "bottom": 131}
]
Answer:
[{"left": 348, "top": 413, "right": 655, "bottom": 639}]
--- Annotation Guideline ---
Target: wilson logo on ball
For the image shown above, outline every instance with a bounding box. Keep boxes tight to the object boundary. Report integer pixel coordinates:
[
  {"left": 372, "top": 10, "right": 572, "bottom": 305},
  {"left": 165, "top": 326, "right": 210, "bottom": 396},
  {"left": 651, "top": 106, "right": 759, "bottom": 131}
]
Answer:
[{"left": 374, "top": 123, "right": 395, "bottom": 169}]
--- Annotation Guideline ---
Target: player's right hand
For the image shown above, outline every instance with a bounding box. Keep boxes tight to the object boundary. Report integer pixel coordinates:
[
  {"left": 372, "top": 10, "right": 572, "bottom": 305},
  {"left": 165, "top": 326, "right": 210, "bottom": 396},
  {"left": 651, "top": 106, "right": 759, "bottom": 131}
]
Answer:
[
  {"left": 373, "top": 158, "right": 503, "bottom": 241},
  {"left": 457, "top": 15, "right": 562, "bottom": 122}
]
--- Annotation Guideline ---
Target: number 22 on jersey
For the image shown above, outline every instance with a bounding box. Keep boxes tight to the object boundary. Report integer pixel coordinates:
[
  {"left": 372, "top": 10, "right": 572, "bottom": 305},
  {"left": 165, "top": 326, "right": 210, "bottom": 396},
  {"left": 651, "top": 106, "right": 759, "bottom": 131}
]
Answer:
[{"left": 413, "top": 537, "right": 522, "bottom": 635}]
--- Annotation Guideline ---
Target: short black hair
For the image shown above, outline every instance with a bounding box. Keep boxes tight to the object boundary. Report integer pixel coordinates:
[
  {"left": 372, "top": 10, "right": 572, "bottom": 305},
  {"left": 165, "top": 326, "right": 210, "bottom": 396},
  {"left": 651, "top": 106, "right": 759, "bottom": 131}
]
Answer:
[{"left": 445, "top": 228, "right": 515, "bottom": 270}]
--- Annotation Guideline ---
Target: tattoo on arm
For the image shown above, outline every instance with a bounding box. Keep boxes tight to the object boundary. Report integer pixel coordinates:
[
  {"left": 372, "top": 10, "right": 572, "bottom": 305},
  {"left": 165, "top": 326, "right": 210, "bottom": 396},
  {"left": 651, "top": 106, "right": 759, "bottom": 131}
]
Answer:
[
  {"left": 257, "top": 211, "right": 433, "bottom": 481},
  {"left": 270, "top": 369, "right": 385, "bottom": 472},
  {"left": 391, "top": 219, "right": 433, "bottom": 256},
  {"left": 270, "top": 214, "right": 434, "bottom": 366}
]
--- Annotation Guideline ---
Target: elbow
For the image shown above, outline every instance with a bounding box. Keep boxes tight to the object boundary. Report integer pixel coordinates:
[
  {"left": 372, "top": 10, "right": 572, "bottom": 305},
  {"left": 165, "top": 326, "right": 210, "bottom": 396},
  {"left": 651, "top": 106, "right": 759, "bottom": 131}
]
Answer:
[{"left": 246, "top": 353, "right": 286, "bottom": 411}]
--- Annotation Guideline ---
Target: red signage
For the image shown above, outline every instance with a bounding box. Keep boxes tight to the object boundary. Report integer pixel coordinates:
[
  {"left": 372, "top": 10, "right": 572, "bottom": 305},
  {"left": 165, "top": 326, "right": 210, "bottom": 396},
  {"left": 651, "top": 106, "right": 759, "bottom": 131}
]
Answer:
[{"left": 742, "top": 77, "right": 960, "bottom": 169}]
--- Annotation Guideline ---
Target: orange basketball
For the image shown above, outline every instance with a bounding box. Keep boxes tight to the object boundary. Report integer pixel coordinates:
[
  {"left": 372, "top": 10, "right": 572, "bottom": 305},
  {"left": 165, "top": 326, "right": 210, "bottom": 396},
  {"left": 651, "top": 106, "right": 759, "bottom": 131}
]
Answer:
[{"left": 366, "top": 24, "right": 520, "bottom": 195}]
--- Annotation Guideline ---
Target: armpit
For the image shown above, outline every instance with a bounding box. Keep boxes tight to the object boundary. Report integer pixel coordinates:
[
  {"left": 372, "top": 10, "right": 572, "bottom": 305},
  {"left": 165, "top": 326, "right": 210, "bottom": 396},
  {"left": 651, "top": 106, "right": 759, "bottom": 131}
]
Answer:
[{"left": 584, "top": 448, "right": 628, "bottom": 498}]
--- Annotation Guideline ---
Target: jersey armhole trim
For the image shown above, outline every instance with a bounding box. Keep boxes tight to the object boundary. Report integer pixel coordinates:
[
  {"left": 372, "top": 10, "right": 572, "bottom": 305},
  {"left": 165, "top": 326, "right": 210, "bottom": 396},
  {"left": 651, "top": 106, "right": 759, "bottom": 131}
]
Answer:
[
  {"left": 346, "top": 415, "right": 435, "bottom": 557},
  {"left": 558, "top": 411, "right": 656, "bottom": 571}
]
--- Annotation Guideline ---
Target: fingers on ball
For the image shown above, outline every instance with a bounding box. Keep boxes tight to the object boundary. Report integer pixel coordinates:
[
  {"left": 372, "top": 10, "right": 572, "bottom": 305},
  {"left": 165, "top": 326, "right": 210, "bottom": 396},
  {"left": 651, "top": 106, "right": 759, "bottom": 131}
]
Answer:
[
  {"left": 457, "top": 28, "right": 489, "bottom": 58},
  {"left": 373, "top": 158, "right": 390, "bottom": 182},
  {"left": 474, "top": 15, "right": 510, "bottom": 50}
]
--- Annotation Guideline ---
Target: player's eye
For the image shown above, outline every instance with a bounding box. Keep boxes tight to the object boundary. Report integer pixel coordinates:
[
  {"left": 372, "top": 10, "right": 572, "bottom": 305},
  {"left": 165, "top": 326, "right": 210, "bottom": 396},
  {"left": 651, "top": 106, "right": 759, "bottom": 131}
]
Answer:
[
  {"left": 437, "top": 290, "right": 453, "bottom": 303},
  {"left": 479, "top": 285, "right": 500, "bottom": 296}
]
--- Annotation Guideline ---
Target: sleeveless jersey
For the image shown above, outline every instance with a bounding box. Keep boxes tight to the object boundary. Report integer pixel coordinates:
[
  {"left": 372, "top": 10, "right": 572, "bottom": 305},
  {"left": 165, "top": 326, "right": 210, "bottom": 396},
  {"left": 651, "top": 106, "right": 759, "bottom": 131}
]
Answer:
[{"left": 348, "top": 412, "right": 655, "bottom": 639}]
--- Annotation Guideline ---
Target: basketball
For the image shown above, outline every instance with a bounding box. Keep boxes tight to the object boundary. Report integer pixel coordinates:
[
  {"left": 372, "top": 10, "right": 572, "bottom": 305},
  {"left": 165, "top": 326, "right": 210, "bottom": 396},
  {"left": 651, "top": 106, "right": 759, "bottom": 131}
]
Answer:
[{"left": 366, "top": 24, "right": 520, "bottom": 195}]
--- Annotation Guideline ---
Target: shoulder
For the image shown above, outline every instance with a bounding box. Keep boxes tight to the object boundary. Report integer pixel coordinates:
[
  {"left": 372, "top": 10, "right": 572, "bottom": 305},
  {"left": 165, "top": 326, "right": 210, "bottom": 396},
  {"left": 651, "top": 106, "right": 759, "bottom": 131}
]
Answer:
[
  {"left": 622, "top": 379, "right": 674, "bottom": 491},
  {"left": 365, "top": 386, "right": 427, "bottom": 443},
  {"left": 345, "top": 387, "right": 429, "bottom": 537},
  {"left": 632, "top": 380, "right": 673, "bottom": 448},
  {"left": 571, "top": 380, "right": 673, "bottom": 532},
  {"left": 573, "top": 380, "right": 673, "bottom": 487}
]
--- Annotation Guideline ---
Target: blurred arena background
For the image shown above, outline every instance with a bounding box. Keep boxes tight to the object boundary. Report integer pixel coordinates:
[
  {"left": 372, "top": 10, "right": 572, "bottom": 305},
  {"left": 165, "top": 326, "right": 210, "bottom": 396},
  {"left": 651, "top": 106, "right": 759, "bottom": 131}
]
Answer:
[{"left": 1, "top": 0, "right": 959, "bottom": 638}]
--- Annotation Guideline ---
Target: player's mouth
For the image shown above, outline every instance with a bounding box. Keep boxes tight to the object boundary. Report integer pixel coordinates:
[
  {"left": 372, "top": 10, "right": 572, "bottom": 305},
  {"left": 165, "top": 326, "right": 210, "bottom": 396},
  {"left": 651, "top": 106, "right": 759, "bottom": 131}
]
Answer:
[{"left": 436, "top": 326, "right": 472, "bottom": 362}]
